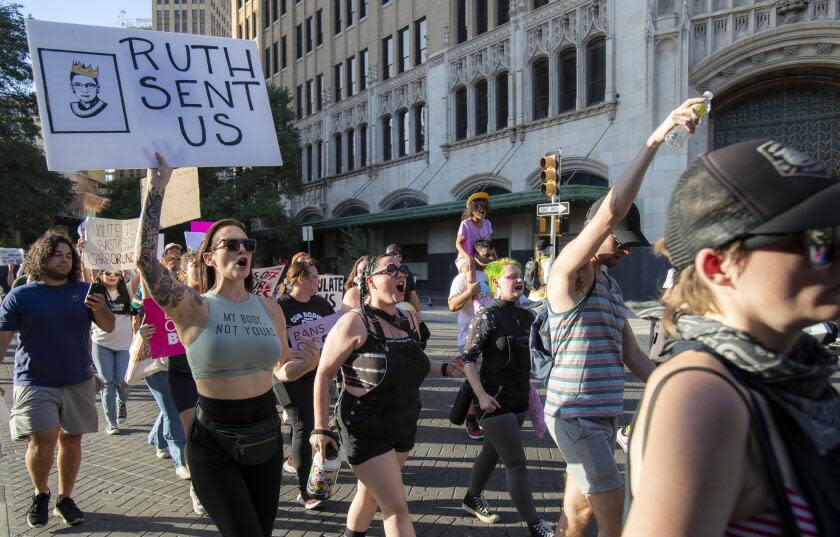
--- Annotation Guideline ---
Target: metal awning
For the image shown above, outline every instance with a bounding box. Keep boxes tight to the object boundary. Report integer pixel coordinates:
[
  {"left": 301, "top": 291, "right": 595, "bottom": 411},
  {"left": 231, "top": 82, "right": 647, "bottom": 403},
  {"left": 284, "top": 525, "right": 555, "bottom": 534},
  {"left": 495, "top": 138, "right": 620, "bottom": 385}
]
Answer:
[{"left": 310, "top": 185, "right": 607, "bottom": 230}]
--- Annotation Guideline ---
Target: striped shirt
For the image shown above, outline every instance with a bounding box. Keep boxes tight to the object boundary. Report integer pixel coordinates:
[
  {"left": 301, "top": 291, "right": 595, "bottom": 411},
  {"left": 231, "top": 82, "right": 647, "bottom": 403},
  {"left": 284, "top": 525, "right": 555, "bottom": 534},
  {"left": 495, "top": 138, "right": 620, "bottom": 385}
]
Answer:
[
  {"left": 725, "top": 486, "right": 818, "bottom": 537},
  {"left": 545, "top": 268, "right": 626, "bottom": 418}
]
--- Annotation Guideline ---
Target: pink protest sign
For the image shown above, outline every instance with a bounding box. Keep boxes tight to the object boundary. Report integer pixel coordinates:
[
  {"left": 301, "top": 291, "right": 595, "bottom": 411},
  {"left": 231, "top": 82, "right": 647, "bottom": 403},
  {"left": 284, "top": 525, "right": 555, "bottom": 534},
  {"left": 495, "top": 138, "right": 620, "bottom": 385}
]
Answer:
[
  {"left": 190, "top": 221, "right": 216, "bottom": 233},
  {"left": 286, "top": 311, "right": 344, "bottom": 351},
  {"left": 143, "top": 299, "right": 186, "bottom": 358}
]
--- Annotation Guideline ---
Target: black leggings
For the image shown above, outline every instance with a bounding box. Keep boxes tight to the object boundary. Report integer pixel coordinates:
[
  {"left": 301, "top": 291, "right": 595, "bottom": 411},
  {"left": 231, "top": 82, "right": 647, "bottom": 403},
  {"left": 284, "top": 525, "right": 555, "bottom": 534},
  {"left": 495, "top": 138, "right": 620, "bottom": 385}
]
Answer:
[
  {"left": 274, "top": 377, "right": 316, "bottom": 498},
  {"left": 467, "top": 411, "right": 539, "bottom": 524},
  {"left": 188, "top": 391, "right": 283, "bottom": 537}
]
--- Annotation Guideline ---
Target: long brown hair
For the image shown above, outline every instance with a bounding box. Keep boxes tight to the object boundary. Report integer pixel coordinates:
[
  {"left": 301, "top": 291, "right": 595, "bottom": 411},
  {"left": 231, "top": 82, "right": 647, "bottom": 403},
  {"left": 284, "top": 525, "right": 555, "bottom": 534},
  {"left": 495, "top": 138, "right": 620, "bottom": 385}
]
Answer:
[
  {"left": 96, "top": 269, "right": 131, "bottom": 304},
  {"left": 197, "top": 219, "right": 254, "bottom": 293},
  {"left": 277, "top": 254, "right": 318, "bottom": 295},
  {"left": 344, "top": 255, "right": 370, "bottom": 291},
  {"left": 25, "top": 230, "right": 81, "bottom": 283}
]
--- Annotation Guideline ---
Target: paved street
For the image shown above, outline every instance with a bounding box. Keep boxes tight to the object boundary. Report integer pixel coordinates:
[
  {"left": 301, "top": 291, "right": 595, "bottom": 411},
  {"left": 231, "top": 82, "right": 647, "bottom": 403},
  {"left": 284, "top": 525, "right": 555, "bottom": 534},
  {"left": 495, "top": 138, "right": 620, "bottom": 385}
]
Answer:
[{"left": 0, "top": 307, "right": 647, "bottom": 537}]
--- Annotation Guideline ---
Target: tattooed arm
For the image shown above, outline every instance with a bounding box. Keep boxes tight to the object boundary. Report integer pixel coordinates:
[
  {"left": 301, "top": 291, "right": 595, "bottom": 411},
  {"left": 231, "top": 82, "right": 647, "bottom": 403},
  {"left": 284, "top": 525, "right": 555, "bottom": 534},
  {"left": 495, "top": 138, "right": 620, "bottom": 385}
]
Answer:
[{"left": 135, "top": 153, "right": 205, "bottom": 329}]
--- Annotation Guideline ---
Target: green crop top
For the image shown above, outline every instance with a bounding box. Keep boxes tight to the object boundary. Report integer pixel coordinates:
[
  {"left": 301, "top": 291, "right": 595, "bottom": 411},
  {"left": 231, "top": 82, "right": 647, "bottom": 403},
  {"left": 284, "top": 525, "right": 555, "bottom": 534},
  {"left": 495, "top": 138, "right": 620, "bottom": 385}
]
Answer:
[{"left": 185, "top": 291, "right": 282, "bottom": 379}]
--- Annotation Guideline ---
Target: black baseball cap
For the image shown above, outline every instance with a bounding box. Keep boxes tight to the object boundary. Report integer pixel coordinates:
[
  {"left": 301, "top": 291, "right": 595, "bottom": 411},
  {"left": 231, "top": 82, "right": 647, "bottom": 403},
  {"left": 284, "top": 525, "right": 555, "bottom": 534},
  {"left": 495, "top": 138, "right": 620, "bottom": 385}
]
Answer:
[
  {"left": 664, "top": 139, "right": 840, "bottom": 270},
  {"left": 385, "top": 243, "right": 402, "bottom": 255},
  {"left": 586, "top": 197, "right": 650, "bottom": 248}
]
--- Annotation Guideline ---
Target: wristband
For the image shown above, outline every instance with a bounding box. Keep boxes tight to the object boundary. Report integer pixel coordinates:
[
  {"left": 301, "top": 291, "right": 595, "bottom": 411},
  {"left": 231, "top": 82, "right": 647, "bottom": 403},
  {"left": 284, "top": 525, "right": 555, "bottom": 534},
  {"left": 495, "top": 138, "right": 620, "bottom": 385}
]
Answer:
[
  {"left": 441, "top": 362, "right": 449, "bottom": 377},
  {"left": 310, "top": 428, "right": 338, "bottom": 441}
]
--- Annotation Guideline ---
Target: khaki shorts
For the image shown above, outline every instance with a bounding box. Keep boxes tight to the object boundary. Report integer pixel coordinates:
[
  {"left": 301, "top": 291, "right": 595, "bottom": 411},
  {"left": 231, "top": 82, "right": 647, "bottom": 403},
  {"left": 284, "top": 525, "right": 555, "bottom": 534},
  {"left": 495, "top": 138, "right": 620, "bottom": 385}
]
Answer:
[
  {"left": 547, "top": 415, "right": 623, "bottom": 494},
  {"left": 9, "top": 377, "right": 98, "bottom": 440}
]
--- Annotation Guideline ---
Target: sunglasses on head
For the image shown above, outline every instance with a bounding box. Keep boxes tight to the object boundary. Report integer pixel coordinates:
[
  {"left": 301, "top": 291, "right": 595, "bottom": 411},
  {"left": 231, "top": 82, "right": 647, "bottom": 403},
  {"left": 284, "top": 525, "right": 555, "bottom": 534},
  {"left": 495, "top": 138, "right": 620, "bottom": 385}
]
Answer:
[
  {"left": 742, "top": 226, "right": 838, "bottom": 270},
  {"left": 370, "top": 263, "right": 410, "bottom": 278},
  {"left": 213, "top": 238, "right": 257, "bottom": 252}
]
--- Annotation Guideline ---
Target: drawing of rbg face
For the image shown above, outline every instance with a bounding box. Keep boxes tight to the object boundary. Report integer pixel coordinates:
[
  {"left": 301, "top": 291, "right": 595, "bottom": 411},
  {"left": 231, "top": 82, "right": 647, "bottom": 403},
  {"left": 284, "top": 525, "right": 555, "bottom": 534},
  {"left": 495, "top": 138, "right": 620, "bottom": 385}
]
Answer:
[{"left": 69, "top": 61, "right": 108, "bottom": 118}]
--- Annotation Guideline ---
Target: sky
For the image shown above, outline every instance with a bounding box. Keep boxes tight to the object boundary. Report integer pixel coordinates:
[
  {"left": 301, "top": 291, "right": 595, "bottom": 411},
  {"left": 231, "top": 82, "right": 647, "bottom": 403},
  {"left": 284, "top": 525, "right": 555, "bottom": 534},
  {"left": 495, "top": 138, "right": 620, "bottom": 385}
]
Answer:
[{"left": 12, "top": 0, "right": 151, "bottom": 27}]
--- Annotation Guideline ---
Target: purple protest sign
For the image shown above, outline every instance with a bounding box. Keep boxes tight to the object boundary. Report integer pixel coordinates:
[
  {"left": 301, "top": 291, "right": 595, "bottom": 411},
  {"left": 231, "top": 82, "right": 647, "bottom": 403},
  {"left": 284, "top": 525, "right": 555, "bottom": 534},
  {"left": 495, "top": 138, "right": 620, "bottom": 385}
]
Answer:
[
  {"left": 143, "top": 299, "right": 185, "bottom": 358},
  {"left": 190, "top": 221, "right": 216, "bottom": 233},
  {"left": 286, "top": 311, "right": 344, "bottom": 351}
]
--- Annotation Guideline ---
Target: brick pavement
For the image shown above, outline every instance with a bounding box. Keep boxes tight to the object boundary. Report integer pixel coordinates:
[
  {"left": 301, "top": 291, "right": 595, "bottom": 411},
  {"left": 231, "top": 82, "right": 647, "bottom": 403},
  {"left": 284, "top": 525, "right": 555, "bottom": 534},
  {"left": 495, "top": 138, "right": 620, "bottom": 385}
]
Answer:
[{"left": 0, "top": 307, "right": 645, "bottom": 537}]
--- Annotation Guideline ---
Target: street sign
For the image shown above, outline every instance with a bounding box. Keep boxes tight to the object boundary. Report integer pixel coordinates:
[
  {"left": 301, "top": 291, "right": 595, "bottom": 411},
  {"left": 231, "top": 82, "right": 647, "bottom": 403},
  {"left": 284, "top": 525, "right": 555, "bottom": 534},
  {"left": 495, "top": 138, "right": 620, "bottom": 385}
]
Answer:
[
  {"left": 537, "top": 202, "right": 570, "bottom": 217},
  {"left": 302, "top": 225, "right": 314, "bottom": 242}
]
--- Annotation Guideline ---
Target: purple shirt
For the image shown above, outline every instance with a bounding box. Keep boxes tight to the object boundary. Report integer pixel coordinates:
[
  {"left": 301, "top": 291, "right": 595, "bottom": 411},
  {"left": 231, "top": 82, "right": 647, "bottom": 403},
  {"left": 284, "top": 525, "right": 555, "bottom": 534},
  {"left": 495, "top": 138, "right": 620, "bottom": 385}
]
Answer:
[{"left": 457, "top": 218, "right": 493, "bottom": 257}]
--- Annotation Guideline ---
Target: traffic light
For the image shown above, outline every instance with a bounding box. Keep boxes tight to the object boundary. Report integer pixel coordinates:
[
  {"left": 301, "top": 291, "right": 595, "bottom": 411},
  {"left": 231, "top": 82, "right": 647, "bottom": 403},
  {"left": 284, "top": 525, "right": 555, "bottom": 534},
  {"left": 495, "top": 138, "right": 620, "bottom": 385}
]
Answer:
[
  {"left": 537, "top": 216, "right": 570, "bottom": 237},
  {"left": 539, "top": 152, "right": 559, "bottom": 197}
]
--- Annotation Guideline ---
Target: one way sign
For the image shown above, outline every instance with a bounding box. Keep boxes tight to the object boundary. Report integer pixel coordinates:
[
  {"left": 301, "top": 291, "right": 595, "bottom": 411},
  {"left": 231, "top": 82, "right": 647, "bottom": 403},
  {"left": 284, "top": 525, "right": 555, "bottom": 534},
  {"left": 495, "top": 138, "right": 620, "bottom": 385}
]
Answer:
[{"left": 537, "top": 202, "right": 570, "bottom": 217}]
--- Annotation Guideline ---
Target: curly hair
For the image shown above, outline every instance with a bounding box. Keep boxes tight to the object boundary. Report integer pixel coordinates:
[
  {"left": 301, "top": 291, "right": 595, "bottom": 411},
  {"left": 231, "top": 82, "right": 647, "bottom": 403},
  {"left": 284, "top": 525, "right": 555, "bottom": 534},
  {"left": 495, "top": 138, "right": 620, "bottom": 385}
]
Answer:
[
  {"left": 25, "top": 230, "right": 81, "bottom": 283},
  {"left": 483, "top": 258, "right": 522, "bottom": 295},
  {"left": 179, "top": 251, "right": 201, "bottom": 286}
]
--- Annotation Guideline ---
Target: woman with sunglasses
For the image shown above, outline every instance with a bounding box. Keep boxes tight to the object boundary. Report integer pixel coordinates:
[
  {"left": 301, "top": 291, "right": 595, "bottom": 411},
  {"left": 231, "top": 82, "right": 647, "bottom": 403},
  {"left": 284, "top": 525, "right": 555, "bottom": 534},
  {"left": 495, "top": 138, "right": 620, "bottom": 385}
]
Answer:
[
  {"left": 90, "top": 269, "right": 134, "bottom": 434},
  {"left": 135, "top": 154, "right": 317, "bottom": 537},
  {"left": 461, "top": 258, "right": 555, "bottom": 537},
  {"left": 342, "top": 255, "right": 370, "bottom": 312},
  {"left": 312, "top": 254, "right": 464, "bottom": 537},
  {"left": 623, "top": 139, "right": 840, "bottom": 536},
  {"left": 456, "top": 192, "right": 494, "bottom": 285},
  {"left": 274, "top": 254, "right": 335, "bottom": 510}
]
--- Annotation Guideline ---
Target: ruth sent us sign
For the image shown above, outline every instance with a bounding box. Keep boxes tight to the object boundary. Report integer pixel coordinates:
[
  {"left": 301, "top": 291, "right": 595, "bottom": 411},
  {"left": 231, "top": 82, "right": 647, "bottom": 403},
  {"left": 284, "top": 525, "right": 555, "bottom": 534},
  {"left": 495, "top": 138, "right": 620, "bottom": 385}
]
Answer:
[{"left": 26, "top": 20, "right": 282, "bottom": 171}]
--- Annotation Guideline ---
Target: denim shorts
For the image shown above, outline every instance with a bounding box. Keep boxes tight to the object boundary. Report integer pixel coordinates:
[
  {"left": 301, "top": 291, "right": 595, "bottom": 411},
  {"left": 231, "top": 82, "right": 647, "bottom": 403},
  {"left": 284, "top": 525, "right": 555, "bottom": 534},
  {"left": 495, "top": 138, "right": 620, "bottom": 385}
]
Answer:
[{"left": 547, "top": 414, "right": 623, "bottom": 494}]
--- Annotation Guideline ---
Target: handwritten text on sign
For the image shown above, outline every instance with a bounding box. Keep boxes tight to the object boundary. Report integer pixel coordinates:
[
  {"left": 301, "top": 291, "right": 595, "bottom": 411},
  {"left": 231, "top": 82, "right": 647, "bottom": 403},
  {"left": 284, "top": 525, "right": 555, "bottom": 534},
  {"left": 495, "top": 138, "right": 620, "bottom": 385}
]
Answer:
[
  {"left": 26, "top": 20, "right": 282, "bottom": 170},
  {"left": 83, "top": 217, "right": 139, "bottom": 270},
  {"left": 251, "top": 265, "right": 285, "bottom": 298},
  {"left": 143, "top": 299, "right": 185, "bottom": 358},
  {"left": 318, "top": 275, "right": 345, "bottom": 312},
  {"left": 0, "top": 249, "right": 24, "bottom": 265},
  {"left": 286, "top": 311, "right": 344, "bottom": 351}
]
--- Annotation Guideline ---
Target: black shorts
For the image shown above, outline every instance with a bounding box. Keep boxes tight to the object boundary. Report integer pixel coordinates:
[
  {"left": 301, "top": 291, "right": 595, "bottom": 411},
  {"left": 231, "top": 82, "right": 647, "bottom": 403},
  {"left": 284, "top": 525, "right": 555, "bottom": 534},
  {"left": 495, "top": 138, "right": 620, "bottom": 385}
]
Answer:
[
  {"left": 168, "top": 367, "right": 198, "bottom": 414},
  {"left": 337, "top": 393, "right": 420, "bottom": 466}
]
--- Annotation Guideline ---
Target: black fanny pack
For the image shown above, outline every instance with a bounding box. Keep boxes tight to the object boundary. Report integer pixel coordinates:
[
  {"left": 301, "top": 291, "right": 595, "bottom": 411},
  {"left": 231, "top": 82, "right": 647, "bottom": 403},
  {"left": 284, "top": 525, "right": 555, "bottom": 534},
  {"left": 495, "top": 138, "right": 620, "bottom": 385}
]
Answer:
[{"left": 196, "top": 404, "right": 281, "bottom": 466}]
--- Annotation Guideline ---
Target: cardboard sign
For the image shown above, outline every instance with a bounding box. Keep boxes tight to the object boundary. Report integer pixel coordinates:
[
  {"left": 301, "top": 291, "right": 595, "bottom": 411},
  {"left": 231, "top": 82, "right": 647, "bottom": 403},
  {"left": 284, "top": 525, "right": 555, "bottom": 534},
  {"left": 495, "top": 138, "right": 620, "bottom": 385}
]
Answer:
[
  {"left": 190, "top": 220, "right": 215, "bottom": 233},
  {"left": 143, "top": 298, "right": 185, "bottom": 358},
  {"left": 184, "top": 231, "right": 205, "bottom": 251},
  {"left": 317, "top": 275, "right": 345, "bottom": 312},
  {"left": 27, "top": 20, "right": 283, "bottom": 171},
  {"left": 251, "top": 265, "right": 285, "bottom": 298},
  {"left": 286, "top": 311, "right": 344, "bottom": 351},
  {"left": 0, "top": 248, "right": 24, "bottom": 265},
  {"left": 83, "top": 217, "right": 139, "bottom": 269},
  {"left": 142, "top": 167, "right": 201, "bottom": 228}
]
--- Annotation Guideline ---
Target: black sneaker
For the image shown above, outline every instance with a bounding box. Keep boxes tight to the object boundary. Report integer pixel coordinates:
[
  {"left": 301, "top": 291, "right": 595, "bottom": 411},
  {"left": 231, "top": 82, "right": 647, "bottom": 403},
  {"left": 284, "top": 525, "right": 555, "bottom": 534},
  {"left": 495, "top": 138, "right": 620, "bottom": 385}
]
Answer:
[
  {"left": 528, "top": 519, "right": 555, "bottom": 537},
  {"left": 26, "top": 492, "right": 50, "bottom": 528},
  {"left": 462, "top": 493, "right": 499, "bottom": 523},
  {"left": 54, "top": 496, "right": 84, "bottom": 525},
  {"left": 118, "top": 401, "right": 127, "bottom": 424}
]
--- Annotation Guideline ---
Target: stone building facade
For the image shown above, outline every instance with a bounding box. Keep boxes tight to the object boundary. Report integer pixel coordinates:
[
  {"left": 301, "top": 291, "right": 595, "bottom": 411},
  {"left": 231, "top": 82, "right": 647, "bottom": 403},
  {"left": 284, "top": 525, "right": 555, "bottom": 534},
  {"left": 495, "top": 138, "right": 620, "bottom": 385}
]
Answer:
[
  {"left": 152, "top": 0, "right": 231, "bottom": 37},
  {"left": 237, "top": 0, "right": 840, "bottom": 298}
]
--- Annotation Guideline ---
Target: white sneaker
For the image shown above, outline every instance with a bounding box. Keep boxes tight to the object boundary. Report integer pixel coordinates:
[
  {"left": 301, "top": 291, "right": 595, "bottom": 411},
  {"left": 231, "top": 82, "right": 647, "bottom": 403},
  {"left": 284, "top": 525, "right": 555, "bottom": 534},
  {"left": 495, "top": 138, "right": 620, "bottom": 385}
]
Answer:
[
  {"left": 155, "top": 448, "right": 170, "bottom": 459},
  {"left": 282, "top": 457, "right": 297, "bottom": 475},
  {"left": 296, "top": 493, "right": 323, "bottom": 510},
  {"left": 175, "top": 466, "right": 191, "bottom": 480},
  {"left": 105, "top": 424, "right": 120, "bottom": 435},
  {"left": 190, "top": 485, "right": 206, "bottom": 516},
  {"left": 616, "top": 425, "right": 631, "bottom": 453}
]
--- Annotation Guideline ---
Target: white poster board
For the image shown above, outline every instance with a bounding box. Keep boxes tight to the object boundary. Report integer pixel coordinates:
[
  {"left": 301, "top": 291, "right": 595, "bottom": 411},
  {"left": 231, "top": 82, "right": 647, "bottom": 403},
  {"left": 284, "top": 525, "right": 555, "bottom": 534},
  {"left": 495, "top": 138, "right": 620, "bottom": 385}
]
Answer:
[
  {"left": 142, "top": 167, "right": 201, "bottom": 228},
  {"left": 0, "top": 249, "right": 25, "bottom": 265},
  {"left": 251, "top": 265, "right": 285, "bottom": 298},
  {"left": 83, "top": 217, "right": 139, "bottom": 270},
  {"left": 26, "top": 20, "right": 283, "bottom": 171},
  {"left": 317, "top": 275, "right": 345, "bottom": 312}
]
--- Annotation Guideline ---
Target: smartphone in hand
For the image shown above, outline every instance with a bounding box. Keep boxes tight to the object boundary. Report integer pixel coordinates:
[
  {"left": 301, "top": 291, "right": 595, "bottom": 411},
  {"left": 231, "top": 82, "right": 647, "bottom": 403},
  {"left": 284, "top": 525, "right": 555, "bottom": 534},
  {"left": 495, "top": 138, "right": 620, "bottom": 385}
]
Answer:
[{"left": 86, "top": 282, "right": 108, "bottom": 302}]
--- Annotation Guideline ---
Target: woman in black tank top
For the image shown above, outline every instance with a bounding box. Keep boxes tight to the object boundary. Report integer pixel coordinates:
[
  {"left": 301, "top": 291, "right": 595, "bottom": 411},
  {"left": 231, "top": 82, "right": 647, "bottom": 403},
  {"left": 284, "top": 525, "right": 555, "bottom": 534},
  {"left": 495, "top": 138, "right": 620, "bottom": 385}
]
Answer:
[{"left": 311, "top": 255, "right": 465, "bottom": 537}]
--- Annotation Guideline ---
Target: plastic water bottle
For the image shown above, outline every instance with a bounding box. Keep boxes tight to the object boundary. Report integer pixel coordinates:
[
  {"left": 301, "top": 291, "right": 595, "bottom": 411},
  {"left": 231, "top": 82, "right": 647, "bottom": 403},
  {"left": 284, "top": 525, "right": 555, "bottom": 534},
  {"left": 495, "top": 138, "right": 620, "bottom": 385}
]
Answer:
[
  {"left": 665, "top": 91, "right": 714, "bottom": 149},
  {"left": 306, "top": 444, "right": 341, "bottom": 500}
]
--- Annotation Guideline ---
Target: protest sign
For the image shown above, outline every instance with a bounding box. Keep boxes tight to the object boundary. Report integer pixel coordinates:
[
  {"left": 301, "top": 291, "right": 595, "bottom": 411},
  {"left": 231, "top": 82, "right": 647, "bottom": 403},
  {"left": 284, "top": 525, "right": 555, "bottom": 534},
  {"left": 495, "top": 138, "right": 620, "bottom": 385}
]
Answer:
[
  {"left": 251, "top": 265, "right": 285, "bottom": 298},
  {"left": 318, "top": 275, "right": 345, "bottom": 312},
  {"left": 0, "top": 249, "right": 24, "bottom": 265},
  {"left": 287, "top": 311, "right": 344, "bottom": 352},
  {"left": 82, "top": 217, "right": 139, "bottom": 269},
  {"left": 26, "top": 20, "right": 283, "bottom": 171},
  {"left": 184, "top": 231, "right": 205, "bottom": 251},
  {"left": 143, "top": 299, "right": 185, "bottom": 358},
  {"left": 191, "top": 221, "right": 215, "bottom": 233},
  {"left": 142, "top": 167, "right": 200, "bottom": 228}
]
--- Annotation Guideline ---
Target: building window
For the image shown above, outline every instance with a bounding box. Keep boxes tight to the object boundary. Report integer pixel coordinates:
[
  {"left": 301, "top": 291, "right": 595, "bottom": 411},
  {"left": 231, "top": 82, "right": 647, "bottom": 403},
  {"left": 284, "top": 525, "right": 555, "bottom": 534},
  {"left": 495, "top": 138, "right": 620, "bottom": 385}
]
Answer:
[
  {"left": 498, "top": 0, "right": 510, "bottom": 25},
  {"left": 264, "top": 47, "right": 270, "bottom": 75},
  {"left": 156, "top": 10, "right": 162, "bottom": 31},
  {"left": 359, "top": 123, "right": 368, "bottom": 166},
  {"left": 334, "top": 0, "right": 342, "bottom": 34},
  {"left": 347, "top": 128, "right": 355, "bottom": 171},
  {"left": 346, "top": 56, "right": 357, "bottom": 96},
  {"left": 281, "top": 0, "right": 286, "bottom": 14},
  {"left": 164, "top": 11, "right": 169, "bottom": 31},
  {"left": 316, "top": 9, "right": 323, "bottom": 45},
  {"left": 532, "top": 57, "right": 549, "bottom": 120},
  {"left": 334, "top": 132, "right": 343, "bottom": 174},
  {"left": 334, "top": 63, "right": 344, "bottom": 102},
  {"left": 346, "top": 0, "right": 355, "bottom": 26},
  {"left": 382, "top": 115, "right": 392, "bottom": 161},
  {"left": 558, "top": 48, "right": 577, "bottom": 113},
  {"left": 296, "top": 84, "right": 303, "bottom": 119},
  {"left": 476, "top": 0, "right": 488, "bottom": 35},
  {"left": 174, "top": 10, "right": 180, "bottom": 32},
  {"left": 360, "top": 0, "right": 367, "bottom": 18},
  {"left": 414, "top": 18, "right": 427, "bottom": 66},
  {"left": 456, "top": 0, "right": 467, "bottom": 44},
  {"left": 282, "top": 36, "right": 288, "bottom": 68},
  {"left": 306, "top": 16, "right": 313, "bottom": 52},
  {"left": 296, "top": 24, "right": 302, "bottom": 58},
  {"left": 397, "top": 26, "right": 409, "bottom": 73},
  {"left": 397, "top": 109, "right": 409, "bottom": 157},
  {"left": 192, "top": 9, "right": 198, "bottom": 32},
  {"left": 533, "top": 0, "right": 548, "bottom": 7},
  {"left": 305, "top": 144, "right": 313, "bottom": 181},
  {"left": 383, "top": 0, "right": 389, "bottom": 4},
  {"left": 316, "top": 74, "right": 324, "bottom": 110},
  {"left": 414, "top": 103, "right": 425, "bottom": 152},
  {"left": 382, "top": 35, "right": 393, "bottom": 80},
  {"left": 306, "top": 79, "right": 313, "bottom": 115},
  {"left": 475, "top": 78, "right": 488, "bottom": 135},
  {"left": 495, "top": 72, "right": 508, "bottom": 129},
  {"left": 272, "top": 0, "right": 278, "bottom": 21},
  {"left": 455, "top": 86, "right": 467, "bottom": 140},
  {"left": 251, "top": 13, "right": 256, "bottom": 38},
  {"left": 263, "top": 0, "right": 270, "bottom": 28},
  {"left": 199, "top": 9, "right": 204, "bottom": 33},
  {"left": 587, "top": 38, "right": 606, "bottom": 106},
  {"left": 360, "top": 49, "right": 368, "bottom": 90},
  {"left": 272, "top": 41, "right": 278, "bottom": 74},
  {"left": 316, "top": 140, "right": 323, "bottom": 177}
]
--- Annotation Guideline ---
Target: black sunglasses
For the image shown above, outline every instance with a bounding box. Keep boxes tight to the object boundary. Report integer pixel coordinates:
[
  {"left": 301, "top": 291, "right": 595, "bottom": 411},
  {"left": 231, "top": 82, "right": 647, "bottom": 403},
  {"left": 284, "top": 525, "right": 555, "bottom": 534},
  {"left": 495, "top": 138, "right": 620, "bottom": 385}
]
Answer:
[
  {"left": 213, "top": 238, "right": 257, "bottom": 253},
  {"left": 742, "top": 226, "right": 838, "bottom": 270},
  {"left": 370, "top": 263, "right": 410, "bottom": 278}
]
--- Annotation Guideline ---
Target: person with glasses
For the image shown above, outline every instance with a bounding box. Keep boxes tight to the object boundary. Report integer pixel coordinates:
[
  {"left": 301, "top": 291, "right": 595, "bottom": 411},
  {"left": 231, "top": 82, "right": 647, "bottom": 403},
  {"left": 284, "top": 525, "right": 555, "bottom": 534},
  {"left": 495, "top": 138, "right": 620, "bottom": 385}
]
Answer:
[
  {"left": 135, "top": 154, "right": 317, "bottom": 537},
  {"left": 543, "top": 101, "right": 703, "bottom": 537},
  {"left": 90, "top": 269, "right": 135, "bottom": 435},
  {"left": 274, "top": 254, "right": 335, "bottom": 510},
  {"left": 623, "top": 139, "right": 840, "bottom": 536},
  {"left": 311, "top": 254, "right": 464, "bottom": 537},
  {"left": 455, "top": 192, "right": 494, "bottom": 285},
  {"left": 460, "top": 258, "right": 556, "bottom": 537}
]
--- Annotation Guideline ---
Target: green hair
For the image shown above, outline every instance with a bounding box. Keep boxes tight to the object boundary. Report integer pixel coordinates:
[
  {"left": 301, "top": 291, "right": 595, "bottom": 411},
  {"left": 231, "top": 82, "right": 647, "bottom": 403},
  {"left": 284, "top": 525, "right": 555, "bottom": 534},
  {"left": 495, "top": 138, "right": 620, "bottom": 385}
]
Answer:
[{"left": 483, "top": 258, "right": 522, "bottom": 294}]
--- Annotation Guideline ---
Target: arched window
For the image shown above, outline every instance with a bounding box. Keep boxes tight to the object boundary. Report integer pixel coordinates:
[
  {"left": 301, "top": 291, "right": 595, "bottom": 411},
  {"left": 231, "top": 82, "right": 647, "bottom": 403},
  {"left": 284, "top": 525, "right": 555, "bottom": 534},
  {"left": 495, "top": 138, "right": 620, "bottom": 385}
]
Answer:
[
  {"left": 455, "top": 86, "right": 468, "bottom": 140},
  {"left": 305, "top": 143, "right": 312, "bottom": 181},
  {"left": 587, "top": 37, "right": 606, "bottom": 106},
  {"left": 558, "top": 48, "right": 577, "bottom": 113},
  {"left": 475, "top": 78, "right": 488, "bottom": 135},
  {"left": 346, "top": 128, "right": 355, "bottom": 171},
  {"left": 413, "top": 103, "right": 426, "bottom": 152},
  {"left": 359, "top": 123, "right": 368, "bottom": 166},
  {"left": 397, "top": 109, "right": 409, "bottom": 157},
  {"left": 532, "top": 57, "right": 549, "bottom": 120},
  {"left": 495, "top": 72, "right": 509, "bottom": 129},
  {"left": 333, "top": 132, "right": 343, "bottom": 174},
  {"left": 381, "top": 115, "right": 393, "bottom": 162}
]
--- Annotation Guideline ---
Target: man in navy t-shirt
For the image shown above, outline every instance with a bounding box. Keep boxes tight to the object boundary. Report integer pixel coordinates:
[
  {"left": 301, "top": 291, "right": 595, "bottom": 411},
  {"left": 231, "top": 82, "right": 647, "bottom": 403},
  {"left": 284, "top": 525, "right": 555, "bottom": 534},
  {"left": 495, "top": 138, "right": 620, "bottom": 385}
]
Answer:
[{"left": 0, "top": 231, "right": 114, "bottom": 528}]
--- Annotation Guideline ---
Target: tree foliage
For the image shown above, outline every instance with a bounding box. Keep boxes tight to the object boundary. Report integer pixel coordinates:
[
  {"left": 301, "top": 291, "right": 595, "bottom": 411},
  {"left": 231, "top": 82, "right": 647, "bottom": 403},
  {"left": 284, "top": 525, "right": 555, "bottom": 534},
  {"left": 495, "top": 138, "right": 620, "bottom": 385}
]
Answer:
[
  {"left": 97, "top": 175, "right": 142, "bottom": 220},
  {"left": 336, "top": 227, "right": 379, "bottom": 277}
]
